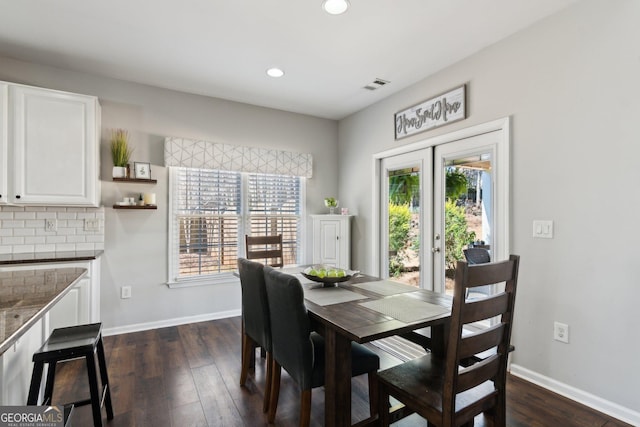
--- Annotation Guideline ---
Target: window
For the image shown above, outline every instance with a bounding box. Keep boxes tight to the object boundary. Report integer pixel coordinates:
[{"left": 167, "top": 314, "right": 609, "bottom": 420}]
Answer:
[{"left": 168, "top": 167, "right": 304, "bottom": 285}]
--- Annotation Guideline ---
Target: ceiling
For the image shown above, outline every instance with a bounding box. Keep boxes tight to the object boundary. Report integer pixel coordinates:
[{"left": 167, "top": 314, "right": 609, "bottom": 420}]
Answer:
[{"left": 0, "top": 0, "right": 580, "bottom": 120}]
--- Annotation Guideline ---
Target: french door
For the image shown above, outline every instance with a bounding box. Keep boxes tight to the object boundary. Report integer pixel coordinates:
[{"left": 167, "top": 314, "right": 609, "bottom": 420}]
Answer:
[{"left": 377, "top": 120, "right": 510, "bottom": 294}]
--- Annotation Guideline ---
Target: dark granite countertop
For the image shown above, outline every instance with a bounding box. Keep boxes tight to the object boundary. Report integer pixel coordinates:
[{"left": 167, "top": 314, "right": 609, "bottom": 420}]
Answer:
[
  {"left": 0, "top": 267, "right": 87, "bottom": 355},
  {"left": 0, "top": 250, "right": 103, "bottom": 265}
]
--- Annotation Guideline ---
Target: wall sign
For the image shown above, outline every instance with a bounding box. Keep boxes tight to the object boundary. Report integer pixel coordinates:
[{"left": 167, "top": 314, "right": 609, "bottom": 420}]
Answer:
[{"left": 394, "top": 84, "right": 466, "bottom": 140}]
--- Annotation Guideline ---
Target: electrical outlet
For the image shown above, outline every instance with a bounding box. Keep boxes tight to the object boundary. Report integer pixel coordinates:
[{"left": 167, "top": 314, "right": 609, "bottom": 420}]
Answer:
[
  {"left": 554, "top": 321, "right": 569, "bottom": 343},
  {"left": 45, "top": 219, "right": 57, "bottom": 232},
  {"left": 121, "top": 286, "right": 132, "bottom": 299},
  {"left": 84, "top": 218, "right": 100, "bottom": 232}
]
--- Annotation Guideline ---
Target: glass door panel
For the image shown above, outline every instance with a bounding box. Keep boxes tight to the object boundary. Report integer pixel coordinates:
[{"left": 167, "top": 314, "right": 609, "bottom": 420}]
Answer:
[
  {"left": 380, "top": 150, "right": 431, "bottom": 289},
  {"left": 433, "top": 131, "right": 500, "bottom": 295}
]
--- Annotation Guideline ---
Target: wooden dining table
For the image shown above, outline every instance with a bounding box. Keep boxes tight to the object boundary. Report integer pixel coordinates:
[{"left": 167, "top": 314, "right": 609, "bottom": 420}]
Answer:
[{"left": 290, "top": 270, "right": 453, "bottom": 427}]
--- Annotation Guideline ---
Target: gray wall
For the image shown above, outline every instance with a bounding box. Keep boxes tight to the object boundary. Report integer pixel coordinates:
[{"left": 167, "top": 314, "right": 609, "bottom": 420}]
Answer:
[
  {"left": 338, "top": 0, "right": 639, "bottom": 417},
  {"left": 0, "top": 57, "right": 338, "bottom": 332}
]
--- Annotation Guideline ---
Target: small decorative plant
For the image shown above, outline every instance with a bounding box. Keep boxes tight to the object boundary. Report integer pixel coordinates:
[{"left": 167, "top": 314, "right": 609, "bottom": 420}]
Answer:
[
  {"left": 110, "top": 129, "right": 133, "bottom": 167},
  {"left": 324, "top": 197, "right": 339, "bottom": 214},
  {"left": 324, "top": 197, "right": 338, "bottom": 208}
]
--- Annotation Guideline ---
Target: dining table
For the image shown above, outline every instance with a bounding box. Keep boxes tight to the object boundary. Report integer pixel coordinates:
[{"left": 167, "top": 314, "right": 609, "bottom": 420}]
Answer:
[{"left": 282, "top": 267, "right": 453, "bottom": 427}]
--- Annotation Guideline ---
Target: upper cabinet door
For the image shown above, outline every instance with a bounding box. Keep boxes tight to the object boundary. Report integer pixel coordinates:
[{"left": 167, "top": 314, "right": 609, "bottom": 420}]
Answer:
[
  {"left": 0, "top": 83, "right": 7, "bottom": 204},
  {"left": 10, "top": 85, "right": 100, "bottom": 206}
]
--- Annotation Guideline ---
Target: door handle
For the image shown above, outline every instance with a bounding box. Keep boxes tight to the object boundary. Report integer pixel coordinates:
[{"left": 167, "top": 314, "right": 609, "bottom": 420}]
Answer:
[{"left": 431, "top": 247, "right": 440, "bottom": 253}]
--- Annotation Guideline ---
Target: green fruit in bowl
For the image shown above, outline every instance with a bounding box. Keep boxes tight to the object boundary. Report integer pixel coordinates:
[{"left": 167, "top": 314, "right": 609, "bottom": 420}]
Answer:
[
  {"left": 316, "top": 269, "right": 326, "bottom": 278},
  {"left": 308, "top": 269, "right": 318, "bottom": 276},
  {"left": 336, "top": 269, "right": 346, "bottom": 277},
  {"left": 327, "top": 269, "right": 338, "bottom": 278}
]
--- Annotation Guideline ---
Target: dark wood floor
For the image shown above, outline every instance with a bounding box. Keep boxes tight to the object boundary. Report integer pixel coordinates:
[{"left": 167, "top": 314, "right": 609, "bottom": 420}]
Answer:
[{"left": 49, "top": 317, "right": 631, "bottom": 427}]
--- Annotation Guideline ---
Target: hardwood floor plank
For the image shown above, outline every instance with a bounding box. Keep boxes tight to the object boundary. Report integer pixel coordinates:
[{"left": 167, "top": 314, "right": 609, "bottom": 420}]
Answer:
[
  {"left": 46, "top": 318, "right": 633, "bottom": 427},
  {"left": 177, "top": 323, "right": 216, "bottom": 369},
  {"left": 192, "top": 363, "right": 244, "bottom": 427},
  {"left": 109, "top": 344, "right": 137, "bottom": 414},
  {"left": 135, "top": 330, "right": 164, "bottom": 380},
  {"left": 170, "top": 401, "right": 208, "bottom": 427}
]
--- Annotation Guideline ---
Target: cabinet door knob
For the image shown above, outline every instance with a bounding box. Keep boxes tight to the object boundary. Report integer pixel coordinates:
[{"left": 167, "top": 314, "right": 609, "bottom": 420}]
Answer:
[{"left": 15, "top": 195, "right": 21, "bottom": 199}]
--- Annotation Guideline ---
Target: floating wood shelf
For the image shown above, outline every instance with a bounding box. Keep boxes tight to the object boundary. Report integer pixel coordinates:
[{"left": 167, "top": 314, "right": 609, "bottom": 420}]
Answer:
[
  {"left": 112, "top": 205, "right": 157, "bottom": 210},
  {"left": 112, "top": 177, "right": 157, "bottom": 184}
]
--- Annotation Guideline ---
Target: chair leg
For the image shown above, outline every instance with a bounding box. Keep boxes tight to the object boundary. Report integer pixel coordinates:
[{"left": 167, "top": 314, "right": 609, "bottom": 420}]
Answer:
[
  {"left": 378, "top": 382, "right": 390, "bottom": 427},
  {"left": 368, "top": 371, "right": 379, "bottom": 418},
  {"left": 263, "top": 351, "right": 273, "bottom": 413},
  {"left": 299, "top": 389, "right": 312, "bottom": 427},
  {"left": 493, "top": 387, "right": 507, "bottom": 427},
  {"left": 27, "top": 361, "right": 45, "bottom": 405},
  {"left": 240, "top": 334, "right": 254, "bottom": 386},
  {"left": 42, "top": 361, "right": 57, "bottom": 406},
  {"left": 96, "top": 336, "right": 114, "bottom": 420},
  {"left": 267, "top": 359, "right": 281, "bottom": 424},
  {"left": 85, "top": 353, "right": 103, "bottom": 427}
]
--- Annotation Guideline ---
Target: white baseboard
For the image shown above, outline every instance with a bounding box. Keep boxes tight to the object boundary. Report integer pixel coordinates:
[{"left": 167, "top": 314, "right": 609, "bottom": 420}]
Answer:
[
  {"left": 102, "top": 309, "right": 241, "bottom": 337},
  {"left": 510, "top": 364, "right": 640, "bottom": 426}
]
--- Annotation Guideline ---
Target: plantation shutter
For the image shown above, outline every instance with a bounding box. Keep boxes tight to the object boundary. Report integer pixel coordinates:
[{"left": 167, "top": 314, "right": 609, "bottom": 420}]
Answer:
[
  {"left": 247, "top": 174, "right": 301, "bottom": 266},
  {"left": 171, "top": 167, "right": 241, "bottom": 278}
]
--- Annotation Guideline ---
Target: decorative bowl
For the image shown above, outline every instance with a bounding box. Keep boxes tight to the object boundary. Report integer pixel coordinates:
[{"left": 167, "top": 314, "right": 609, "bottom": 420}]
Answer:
[{"left": 300, "top": 266, "right": 356, "bottom": 285}]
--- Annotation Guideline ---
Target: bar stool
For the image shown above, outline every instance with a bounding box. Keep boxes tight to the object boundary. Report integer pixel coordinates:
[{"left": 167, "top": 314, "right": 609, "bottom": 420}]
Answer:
[{"left": 27, "top": 323, "right": 114, "bottom": 427}]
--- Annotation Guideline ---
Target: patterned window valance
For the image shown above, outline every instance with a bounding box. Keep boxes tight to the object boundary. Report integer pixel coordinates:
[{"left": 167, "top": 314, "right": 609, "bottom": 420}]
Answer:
[{"left": 164, "top": 137, "right": 313, "bottom": 178}]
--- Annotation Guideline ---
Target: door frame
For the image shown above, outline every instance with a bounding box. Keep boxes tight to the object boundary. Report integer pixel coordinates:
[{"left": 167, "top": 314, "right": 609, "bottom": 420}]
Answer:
[{"left": 371, "top": 117, "right": 511, "bottom": 280}]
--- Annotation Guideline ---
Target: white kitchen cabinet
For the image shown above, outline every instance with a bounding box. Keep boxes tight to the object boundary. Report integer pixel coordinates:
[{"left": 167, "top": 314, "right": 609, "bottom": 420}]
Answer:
[
  {"left": 0, "top": 81, "right": 100, "bottom": 206},
  {"left": 0, "top": 83, "right": 7, "bottom": 204},
  {"left": 0, "top": 259, "right": 100, "bottom": 405},
  {"left": 0, "top": 318, "right": 45, "bottom": 405},
  {"left": 311, "top": 214, "right": 352, "bottom": 269},
  {"left": 0, "top": 259, "right": 101, "bottom": 335}
]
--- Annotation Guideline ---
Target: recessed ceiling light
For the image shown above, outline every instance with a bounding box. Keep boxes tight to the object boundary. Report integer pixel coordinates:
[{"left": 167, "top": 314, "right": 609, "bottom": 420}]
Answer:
[
  {"left": 322, "top": 0, "right": 350, "bottom": 15},
  {"left": 266, "top": 67, "right": 285, "bottom": 78}
]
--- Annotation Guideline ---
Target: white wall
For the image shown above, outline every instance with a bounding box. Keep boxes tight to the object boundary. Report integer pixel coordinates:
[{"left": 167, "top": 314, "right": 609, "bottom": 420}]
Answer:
[
  {"left": 0, "top": 57, "right": 339, "bottom": 333},
  {"left": 338, "top": 0, "right": 639, "bottom": 420}
]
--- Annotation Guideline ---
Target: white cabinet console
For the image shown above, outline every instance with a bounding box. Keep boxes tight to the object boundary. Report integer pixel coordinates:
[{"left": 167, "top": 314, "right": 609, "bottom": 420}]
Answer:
[
  {"left": 311, "top": 214, "right": 353, "bottom": 269},
  {"left": 0, "top": 81, "right": 101, "bottom": 206}
]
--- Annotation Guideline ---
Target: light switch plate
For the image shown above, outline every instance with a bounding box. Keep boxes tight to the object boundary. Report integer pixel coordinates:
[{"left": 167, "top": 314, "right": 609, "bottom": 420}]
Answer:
[{"left": 533, "top": 220, "right": 553, "bottom": 238}]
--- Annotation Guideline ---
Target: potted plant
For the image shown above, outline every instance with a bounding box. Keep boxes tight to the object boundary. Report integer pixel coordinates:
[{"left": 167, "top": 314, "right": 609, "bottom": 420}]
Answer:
[
  {"left": 324, "top": 197, "right": 339, "bottom": 214},
  {"left": 110, "top": 129, "right": 133, "bottom": 178}
]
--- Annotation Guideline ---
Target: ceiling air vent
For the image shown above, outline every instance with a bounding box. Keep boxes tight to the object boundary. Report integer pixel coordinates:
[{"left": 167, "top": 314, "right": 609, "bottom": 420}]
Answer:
[{"left": 363, "top": 78, "right": 390, "bottom": 91}]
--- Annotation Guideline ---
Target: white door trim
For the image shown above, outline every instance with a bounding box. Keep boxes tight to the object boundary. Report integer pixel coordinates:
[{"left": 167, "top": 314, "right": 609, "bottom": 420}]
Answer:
[{"left": 371, "top": 117, "right": 511, "bottom": 277}]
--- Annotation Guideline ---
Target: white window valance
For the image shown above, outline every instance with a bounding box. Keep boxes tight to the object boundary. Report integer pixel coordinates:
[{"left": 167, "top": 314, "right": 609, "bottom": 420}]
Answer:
[{"left": 164, "top": 136, "right": 313, "bottom": 178}]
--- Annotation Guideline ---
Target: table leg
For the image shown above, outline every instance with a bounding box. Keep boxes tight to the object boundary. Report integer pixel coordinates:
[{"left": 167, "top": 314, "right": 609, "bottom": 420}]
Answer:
[
  {"left": 324, "top": 327, "right": 352, "bottom": 427},
  {"left": 429, "top": 322, "right": 449, "bottom": 357}
]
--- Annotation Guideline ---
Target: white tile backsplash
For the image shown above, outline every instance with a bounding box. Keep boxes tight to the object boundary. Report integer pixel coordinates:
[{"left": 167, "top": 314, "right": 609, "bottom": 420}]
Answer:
[{"left": 0, "top": 206, "right": 105, "bottom": 253}]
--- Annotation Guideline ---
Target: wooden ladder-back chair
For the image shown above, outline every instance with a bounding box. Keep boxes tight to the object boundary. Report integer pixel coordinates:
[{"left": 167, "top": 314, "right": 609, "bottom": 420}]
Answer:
[
  {"left": 377, "top": 255, "right": 520, "bottom": 427},
  {"left": 245, "top": 234, "right": 284, "bottom": 268}
]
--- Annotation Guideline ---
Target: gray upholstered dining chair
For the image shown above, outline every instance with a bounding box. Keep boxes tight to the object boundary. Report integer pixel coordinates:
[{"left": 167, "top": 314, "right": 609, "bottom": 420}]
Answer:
[
  {"left": 237, "top": 257, "right": 273, "bottom": 413},
  {"left": 263, "top": 267, "right": 380, "bottom": 427}
]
